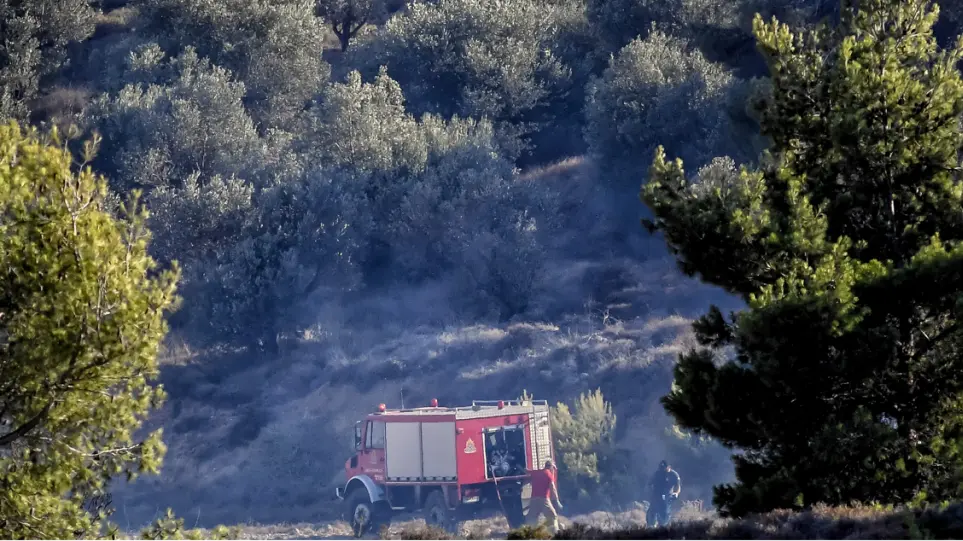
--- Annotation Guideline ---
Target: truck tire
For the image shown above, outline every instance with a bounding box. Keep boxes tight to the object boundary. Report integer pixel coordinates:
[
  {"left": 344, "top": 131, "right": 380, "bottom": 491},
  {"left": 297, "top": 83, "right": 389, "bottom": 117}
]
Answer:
[
  {"left": 345, "top": 488, "right": 390, "bottom": 538},
  {"left": 424, "top": 490, "right": 455, "bottom": 532}
]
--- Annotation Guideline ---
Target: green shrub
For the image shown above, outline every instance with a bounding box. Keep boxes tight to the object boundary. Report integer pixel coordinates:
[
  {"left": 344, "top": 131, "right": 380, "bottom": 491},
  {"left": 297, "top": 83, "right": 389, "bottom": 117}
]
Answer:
[
  {"left": 550, "top": 389, "right": 618, "bottom": 500},
  {"left": 507, "top": 524, "right": 553, "bottom": 540},
  {"left": 137, "top": 509, "right": 240, "bottom": 540}
]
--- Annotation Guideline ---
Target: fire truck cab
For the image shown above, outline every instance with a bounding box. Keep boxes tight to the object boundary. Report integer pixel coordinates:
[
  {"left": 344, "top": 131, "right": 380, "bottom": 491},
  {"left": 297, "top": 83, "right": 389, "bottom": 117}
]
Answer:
[{"left": 335, "top": 399, "right": 554, "bottom": 537}]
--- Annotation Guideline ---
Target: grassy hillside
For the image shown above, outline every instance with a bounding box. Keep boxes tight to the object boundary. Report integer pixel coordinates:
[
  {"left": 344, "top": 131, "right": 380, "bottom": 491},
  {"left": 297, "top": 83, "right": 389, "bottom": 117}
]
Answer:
[{"left": 108, "top": 157, "right": 739, "bottom": 528}]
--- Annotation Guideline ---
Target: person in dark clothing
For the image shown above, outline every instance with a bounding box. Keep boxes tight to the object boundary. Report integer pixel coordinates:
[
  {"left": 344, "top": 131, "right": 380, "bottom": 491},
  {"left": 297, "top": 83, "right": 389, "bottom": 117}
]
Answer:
[{"left": 646, "top": 460, "right": 681, "bottom": 528}]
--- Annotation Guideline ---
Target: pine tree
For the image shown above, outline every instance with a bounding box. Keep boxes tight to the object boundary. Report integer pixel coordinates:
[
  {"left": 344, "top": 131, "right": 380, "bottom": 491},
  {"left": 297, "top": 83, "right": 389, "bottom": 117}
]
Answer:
[
  {"left": 0, "top": 122, "right": 179, "bottom": 537},
  {"left": 641, "top": 0, "right": 963, "bottom": 516}
]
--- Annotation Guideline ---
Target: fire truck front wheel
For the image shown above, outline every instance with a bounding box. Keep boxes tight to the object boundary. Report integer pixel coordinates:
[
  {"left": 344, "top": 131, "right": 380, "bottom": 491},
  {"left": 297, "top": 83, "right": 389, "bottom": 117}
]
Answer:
[{"left": 345, "top": 488, "right": 390, "bottom": 538}]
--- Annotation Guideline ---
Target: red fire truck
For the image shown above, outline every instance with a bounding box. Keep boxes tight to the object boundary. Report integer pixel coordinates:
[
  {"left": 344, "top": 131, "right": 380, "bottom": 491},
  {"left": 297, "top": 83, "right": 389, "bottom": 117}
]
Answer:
[{"left": 335, "top": 399, "right": 555, "bottom": 537}]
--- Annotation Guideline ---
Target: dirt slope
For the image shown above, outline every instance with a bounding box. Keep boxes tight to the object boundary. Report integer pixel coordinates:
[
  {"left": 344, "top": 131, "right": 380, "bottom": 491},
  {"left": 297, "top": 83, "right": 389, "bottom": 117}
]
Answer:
[{"left": 110, "top": 157, "right": 739, "bottom": 529}]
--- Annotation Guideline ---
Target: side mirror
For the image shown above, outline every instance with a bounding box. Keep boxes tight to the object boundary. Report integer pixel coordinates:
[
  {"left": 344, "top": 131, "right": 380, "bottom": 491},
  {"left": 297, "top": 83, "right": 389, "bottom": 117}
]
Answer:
[{"left": 354, "top": 422, "right": 362, "bottom": 451}]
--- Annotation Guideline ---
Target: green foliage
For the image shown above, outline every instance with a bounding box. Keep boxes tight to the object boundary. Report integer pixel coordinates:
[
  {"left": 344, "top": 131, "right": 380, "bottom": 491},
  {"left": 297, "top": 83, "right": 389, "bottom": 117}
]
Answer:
[
  {"left": 507, "top": 524, "right": 553, "bottom": 540},
  {"left": 148, "top": 65, "right": 556, "bottom": 348},
  {"left": 138, "top": 509, "right": 240, "bottom": 540},
  {"left": 86, "top": 46, "right": 271, "bottom": 194},
  {"left": 584, "top": 30, "right": 745, "bottom": 181},
  {"left": 0, "top": 0, "right": 97, "bottom": 120},
  {"left": 0, "top": 121, "right": 178, "bottom": 537},
  {"left": 91, "top": 60, "right": 556, "bottom": 351},
  {"left": 85, "top": 44, "right": 330, "bottom": 349},
  {"left": 181, "top": 171, "right": 357, "bottom": 351},
  {"left": 587, "top": 0, "right": 742, "bottom": 53},
  {"left": 347, "top": 0, "right": 574, "bottom": 157},
  {"left": 586, "top": 0, "right": 837, "bottom": 61},
  {"left": 550, "top": 389, "right": 618, "bottom": 499},
  {"left": 308, "top": 68, "right": 553, "bottom": 317},
  {"left": 140, "top": 0, "right": 330, "bottom": 129},
  {"left": 642, "top": 0, "right": 963, "bottom": 517}
]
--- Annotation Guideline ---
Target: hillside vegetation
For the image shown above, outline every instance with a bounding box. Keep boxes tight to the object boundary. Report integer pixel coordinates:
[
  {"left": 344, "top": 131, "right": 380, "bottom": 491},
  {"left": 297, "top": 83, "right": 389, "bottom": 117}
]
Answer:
[
  {"left": 4, "top": 0, "right": 963, "bottom": 538},
  {"left": 554, "top": 502, "right": 963, "bottom": 539}
]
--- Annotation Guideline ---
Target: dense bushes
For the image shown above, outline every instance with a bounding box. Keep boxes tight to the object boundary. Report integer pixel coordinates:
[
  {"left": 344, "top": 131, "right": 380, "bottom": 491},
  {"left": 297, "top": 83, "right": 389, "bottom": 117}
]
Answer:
[
  {"left": 583, "top": 31, "right": 743, "bottom": 182},
  {"left": 0, "top": 0, "right": 97, "bottom": 121},
  {"left": 7, "top": 0, "right": 758, "bottom": 354},
  {"left": 347, "top": 0, "right": 578, "bottom": 158},
  {"left": 135, "top": 66, "right": 557, "bottom": 348},
  {"left": 86, "top": 46, "right": 272, "bottom": 194},
  {"left": 586, "top": 0, "right": 742, "bottom": 54},
  {"left": 138, "top": 0, "right": 329, "bottom": 129},
  {"left": 306, "top": 69, "right": 556, "bottom": 316}
]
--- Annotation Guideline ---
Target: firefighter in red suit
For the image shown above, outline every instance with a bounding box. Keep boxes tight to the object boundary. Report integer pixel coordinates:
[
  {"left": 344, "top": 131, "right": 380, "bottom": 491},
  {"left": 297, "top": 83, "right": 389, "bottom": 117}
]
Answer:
[{"left": 526, "top": 459, "right": 562, "bottom": 533}]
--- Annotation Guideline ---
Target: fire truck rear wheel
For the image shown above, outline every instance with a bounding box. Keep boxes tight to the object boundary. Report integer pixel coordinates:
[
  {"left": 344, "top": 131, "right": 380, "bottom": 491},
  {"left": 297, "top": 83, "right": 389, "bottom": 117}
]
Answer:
[
  {"left": 345, "top": 489, "right": 390, "bottom": 538},
  {"left": 424, "top": 490, "right": 455, "bottom": 532}
]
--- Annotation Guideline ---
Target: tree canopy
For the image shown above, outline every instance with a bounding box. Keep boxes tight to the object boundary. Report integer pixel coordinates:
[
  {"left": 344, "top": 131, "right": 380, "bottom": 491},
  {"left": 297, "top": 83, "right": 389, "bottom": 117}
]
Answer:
[
  {"left": 0, "top": 0, "right": 97, "bottom": 121},
  {"left": 314, "top": 0, "right": 387, "bottom": 52},
  {"left": 642, "top": 0, "right": 963, "bottom": 516},
  {"left": 0, "top": 121, "right": 178, "bottom": 537},
  {"left": 584, "top": 30, "right": 743, "bottom": 181}
]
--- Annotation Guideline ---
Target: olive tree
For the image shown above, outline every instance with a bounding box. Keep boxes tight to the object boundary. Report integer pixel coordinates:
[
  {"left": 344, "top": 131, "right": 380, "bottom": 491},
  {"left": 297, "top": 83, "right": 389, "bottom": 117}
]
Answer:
[
  {"left": 85, "top": 46, "right": 270, "bottom": 195},
  {"left": 310, "top": 69, "right": 555, "bottom": 317},
  {"left": 176, "top": 171, "right": 358, "bottom": 353},
  {"left": 587, "top": 0, "right": 741, "bottom": 53},
  {"left": 140, "top": 0, "right": 329, "bottom": 129},
  {"left": 314, "top": 0, "right": 387, "bottom": 52},
  {"left": 584, "top": 31, "right": 743, "bottom": 182},
  {"left": 0, "top": 0, "right": 97, "bottom": 121},
  {"left": 348, "top": 0, "right": 573, "bottom": 158},
  {"left": 586, "top": 0, "right": 838, "bottom": 69},
  {"left": 0, "top": 121, "right": 178, "bottom": 538}
]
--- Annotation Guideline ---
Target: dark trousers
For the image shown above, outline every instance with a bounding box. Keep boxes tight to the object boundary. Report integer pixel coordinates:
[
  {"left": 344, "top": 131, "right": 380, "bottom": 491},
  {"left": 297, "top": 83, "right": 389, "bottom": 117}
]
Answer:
[{"left": 647, "top": 494, "right": 676, "bottom": 527}]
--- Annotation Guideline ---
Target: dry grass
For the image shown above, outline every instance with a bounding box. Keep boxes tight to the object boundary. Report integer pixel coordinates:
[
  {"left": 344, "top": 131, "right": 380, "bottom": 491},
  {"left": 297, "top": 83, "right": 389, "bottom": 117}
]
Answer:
[
  {"left": 394, "top": 523, "right": 453, "bottom": 540},
  {"left": 518, "top": 156, "right": 588, "bottom": 182},
  {"left": 92, "top": 7, "right": 139, "bottom": 38},
  {"left": 556, "top": 502, "right": 963, "bottom": 539},
  {"left": 115, "top": 502, "right": 963, "bottom": 540},
  {"left": 111, "top": 156, "right": 742, "bottom": 528},
  {"left": 113, "top": 260, "right": 728, "bottom": 526},
  {"left": 30, "top": 86, "right": 92, "bottom": 124}
]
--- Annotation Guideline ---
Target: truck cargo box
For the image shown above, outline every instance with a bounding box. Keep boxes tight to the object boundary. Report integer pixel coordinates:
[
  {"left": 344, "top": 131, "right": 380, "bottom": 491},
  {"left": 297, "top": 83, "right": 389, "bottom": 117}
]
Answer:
[{"left": 385, "top": 419, "right": 458, "bottom": 482}]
